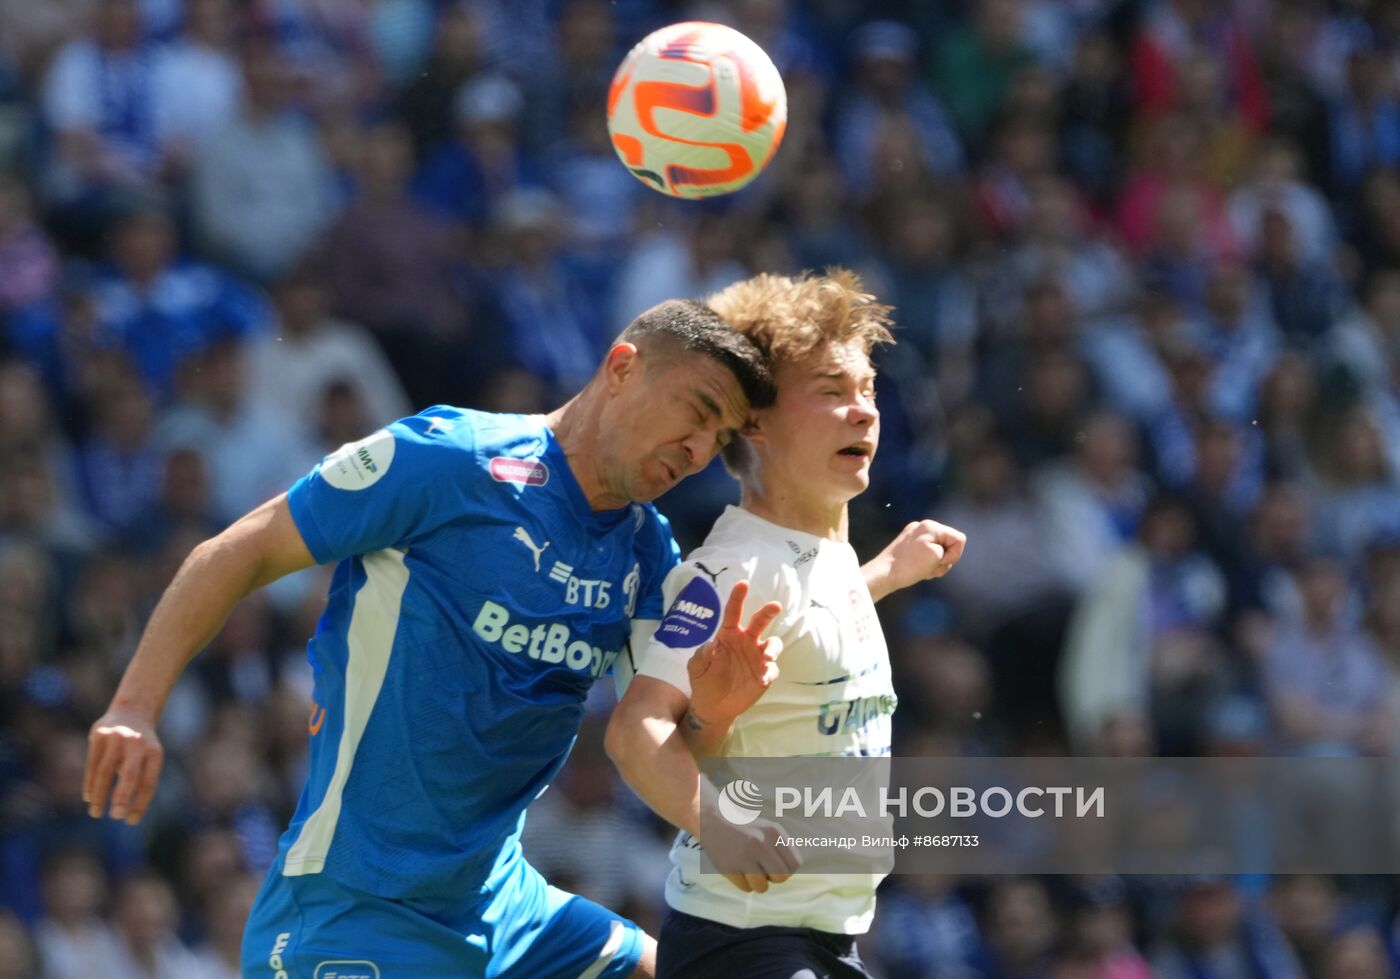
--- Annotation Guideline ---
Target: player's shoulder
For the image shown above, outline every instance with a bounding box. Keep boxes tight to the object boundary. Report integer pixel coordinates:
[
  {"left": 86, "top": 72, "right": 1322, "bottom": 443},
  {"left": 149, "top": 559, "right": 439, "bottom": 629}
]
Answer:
[
  {"left": 671, "top": 509, "right": 803, "bottom": 603},
  {"left": 394, "top": 406, "right": 549, "bottom": 471},
  {"left": 699, "top": 507, "right": 808, "bottom": 577},
  {"left": 630, "top": 502, "right": 676, "bottom": 553}
]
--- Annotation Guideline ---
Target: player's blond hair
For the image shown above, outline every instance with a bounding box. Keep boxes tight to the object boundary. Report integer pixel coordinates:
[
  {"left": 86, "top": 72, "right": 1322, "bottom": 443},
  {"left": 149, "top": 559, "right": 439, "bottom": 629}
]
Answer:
[
  {"left": 706, "top": 268, "right": 893, "bottom": 368},
  {"left": 707, "top": 268, "right": 894, "bottom": 478}
]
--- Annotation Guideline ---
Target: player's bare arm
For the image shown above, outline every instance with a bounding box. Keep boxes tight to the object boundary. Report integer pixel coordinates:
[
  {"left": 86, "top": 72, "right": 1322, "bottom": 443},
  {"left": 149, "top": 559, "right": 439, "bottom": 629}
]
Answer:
[
  {"left": 84, "top": 494, "right": 315, "bottom": 825},
  {"left": 607, "top": 581, "right": 797, "bottom": 894},
  {"left": 862, "top": 519, "right": 967, "bottom": 603},
  {"left": 606, "top": 675, "right": 799, "bottom": 894}
]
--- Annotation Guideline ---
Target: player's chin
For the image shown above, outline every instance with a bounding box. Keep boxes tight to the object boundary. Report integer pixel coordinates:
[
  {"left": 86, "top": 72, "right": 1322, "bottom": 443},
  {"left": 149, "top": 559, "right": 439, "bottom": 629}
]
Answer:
[
  {"left": 827, "top": 463, "right": 871, "bottom": 493},
  {"left": 628, "top": 473, "right": 673, "bottom": 504}
]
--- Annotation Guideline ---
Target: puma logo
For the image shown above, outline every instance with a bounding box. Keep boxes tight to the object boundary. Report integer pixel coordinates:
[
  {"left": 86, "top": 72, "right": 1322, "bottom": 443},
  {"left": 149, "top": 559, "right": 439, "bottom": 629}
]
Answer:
[
  {"left": 513, "top": 527, "right": 550, "bottom": 572},
  {"left": 695, "top": 562, "right": 727, "bottom": 585}
]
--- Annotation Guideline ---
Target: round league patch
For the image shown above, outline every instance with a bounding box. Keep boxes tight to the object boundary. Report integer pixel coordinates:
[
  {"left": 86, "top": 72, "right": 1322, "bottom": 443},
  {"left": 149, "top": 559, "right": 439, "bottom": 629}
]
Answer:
[
  {"left": 320, "top": 428, "right": 396, "bottom": 491},
  {"left": 656, "top": 575, "right": 722, "bottom": 649}
]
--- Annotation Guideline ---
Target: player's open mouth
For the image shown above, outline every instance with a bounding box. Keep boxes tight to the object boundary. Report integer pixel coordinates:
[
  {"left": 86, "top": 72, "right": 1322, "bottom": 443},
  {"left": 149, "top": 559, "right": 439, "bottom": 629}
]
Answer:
[{"left": 836, "top": 442, "right": 873, "bottom": 458}]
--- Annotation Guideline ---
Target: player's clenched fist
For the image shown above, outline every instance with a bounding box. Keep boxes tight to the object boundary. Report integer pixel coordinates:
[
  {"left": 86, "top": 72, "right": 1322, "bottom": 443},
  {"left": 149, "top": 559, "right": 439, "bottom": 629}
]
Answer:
[
  {"left": 699, "top": 815, "right": 801, "bottom": 894},
  {"left": 84, "top": 709, "right": 164, "bottom": 825},
  {"left": 687, "top": 580, "right": 783, "bottom": 726},
  {"left": 866, "top": 519, "right": 966, "bottom": 600}
]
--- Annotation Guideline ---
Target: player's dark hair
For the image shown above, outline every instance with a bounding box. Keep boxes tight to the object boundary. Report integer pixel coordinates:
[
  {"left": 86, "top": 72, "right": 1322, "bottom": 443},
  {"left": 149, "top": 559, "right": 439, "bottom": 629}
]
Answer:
[{"left": 618, "top": 299, "right": 775, "bottom": 409}]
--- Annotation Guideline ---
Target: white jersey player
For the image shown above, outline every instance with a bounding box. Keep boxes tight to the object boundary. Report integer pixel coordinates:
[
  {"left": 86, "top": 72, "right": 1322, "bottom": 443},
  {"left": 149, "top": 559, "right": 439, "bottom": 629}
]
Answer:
[{"left": 606, "top": 270, "right": 966, "bottom": 979}]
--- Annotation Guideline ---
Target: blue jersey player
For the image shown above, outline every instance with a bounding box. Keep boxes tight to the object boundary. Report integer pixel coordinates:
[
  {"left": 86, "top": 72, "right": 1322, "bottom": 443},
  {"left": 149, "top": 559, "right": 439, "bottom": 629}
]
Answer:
[{"left": 82, "top": 300, "right": 775, "bottom": 978}]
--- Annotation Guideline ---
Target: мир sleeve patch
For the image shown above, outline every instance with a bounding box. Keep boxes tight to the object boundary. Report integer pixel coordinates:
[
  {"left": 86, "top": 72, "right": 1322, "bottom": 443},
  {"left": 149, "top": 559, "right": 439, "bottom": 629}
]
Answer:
[{"left": 655, "top": 575, "right": 722, "bottom": 649}]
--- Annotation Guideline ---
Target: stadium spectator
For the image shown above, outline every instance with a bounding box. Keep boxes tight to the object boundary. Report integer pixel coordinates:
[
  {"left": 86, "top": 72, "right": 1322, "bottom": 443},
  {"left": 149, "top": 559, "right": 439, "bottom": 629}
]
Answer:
[
  {"left": 1056, "top": 877, "right": 1153, "bottom": 979},
  {"left": 932, "top": 0, "right": 1036, "bottom": 148},
  {"left": 0, "top": 174, "right": 59, "bottom": 318},
  {"left": 867, "top": 876, "right": 981, "bottom": 979},
  {"left": 1318, "top": 926, "right": 1393, "bottom": 979},
  {"left": 522, "top": 0, "right": 620, "bottom": 158},
  {"left": 244, "top": 264, "right": 414, "bottom": 444},
  {"left": 391, "top": 1, "right": 483, "bottom": 159},
  {"left": 89, "top": 200, "right": 269, "bottom": 403},
  {"left": 107, "top": 871, "right": 203, "bottom": 979},
  {"left": 1148, "top": 876, "right": 1300, "bottom": 979},
  {"left": 1312, "top": 407, "right": 1400, "bottom": 565},
  {"left": 190, "top": 42, "right": 339, "bottom": 282},
  {"left": 613, "top": 209, "right": 748, "bottom": 328},
  {"left": 1127, "top": 0, "right": 1268, "bottom": 131},
  {"left": 1037, "top": 411, "right": 1152, "bottom": 592},
  {"left": 412, "top": 71, "right": 542, "bottom": 229},
  {"left": 155, "top": 336, "right": 317, "bottom": 528},
  {"left": 0, "top": 909, "right": 36, "bottom": 979},
  {"left": 1253, "top": 207, "right": 1349, "bottom": 345},
  {"left": 38, "top": 0, "right": 164, "bottom": 234},
  {"left": 0, "top": 728, "right": 143, "bottom": 923},
  {"left": 1264, "top": 555, "right": 1395, "bottom": 756},
  {"left": 1326, "top": 44, "right": 1400, "bottom": 195},
  {"left": 188, "top": 872, "right": 258, "bottom": 979},
  {"left": 75, "top": 368, "right": 164, "bottom": 536},
  {"left": 1268, "top": 876, "right": 1349, "bottom": 978},
  {"left": 316, "top": 120, "right": 462, "bottom": 345},
  {"left": 833, "top": 20, "right": 963, "bottom": 197},
  {"left": 151, "top": 0, "right": 244, "bottom": 160},
  {"left": 122, "top": 446, "right": 222, "bottom": 555},
  {"left": 972, "top": 877, "right": 1060, "bottom": 979},
  {"left": 1061, "top": 495, "right": 1229, "bottom": 754},
  {"left": 489, "top": 187, "right": 606, "bottom": 397},
  {"left": 1229, "top": 138, "right": 1338, "bottom": 267},
  {"left": 32, "top": 848, "right": 121, "bottom": 979}
]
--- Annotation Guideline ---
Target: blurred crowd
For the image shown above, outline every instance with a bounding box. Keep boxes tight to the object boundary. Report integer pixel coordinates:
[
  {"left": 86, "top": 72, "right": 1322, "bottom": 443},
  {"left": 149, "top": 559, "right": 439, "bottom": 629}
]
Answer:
[{"left": 3, "top": 0, "right": 1400, "bottom": 975}]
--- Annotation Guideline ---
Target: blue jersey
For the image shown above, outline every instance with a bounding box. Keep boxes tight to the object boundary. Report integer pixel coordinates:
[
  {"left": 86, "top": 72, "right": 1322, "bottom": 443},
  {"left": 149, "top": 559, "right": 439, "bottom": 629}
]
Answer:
[{"left": 278, "top": 407, "right": 679, "bottom": 899}]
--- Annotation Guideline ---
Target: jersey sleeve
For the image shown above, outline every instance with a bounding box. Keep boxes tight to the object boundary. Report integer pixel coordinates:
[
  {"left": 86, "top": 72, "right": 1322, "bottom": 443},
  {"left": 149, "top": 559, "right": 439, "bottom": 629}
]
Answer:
[
  {"left": 635, "top": 550, "right": 795, "bottom": 698},
  {"left": 632, "top": 504, "right": 682, "bottom": 621},
  {"left": 286, "top": 407, "right": 481, "bottom": 564},
  {"left": 614, "top": 504, "right": 682, "bottom": 697}
]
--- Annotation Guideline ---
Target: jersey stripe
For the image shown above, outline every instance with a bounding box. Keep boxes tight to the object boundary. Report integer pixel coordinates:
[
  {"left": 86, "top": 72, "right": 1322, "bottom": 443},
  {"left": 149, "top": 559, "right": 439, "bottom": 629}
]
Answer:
[
  {"left": 283, "top": 547, "right": 410, "bottom": 876},
  {"left": 576, "top": 920, "right": 625, "bottom": 979}
]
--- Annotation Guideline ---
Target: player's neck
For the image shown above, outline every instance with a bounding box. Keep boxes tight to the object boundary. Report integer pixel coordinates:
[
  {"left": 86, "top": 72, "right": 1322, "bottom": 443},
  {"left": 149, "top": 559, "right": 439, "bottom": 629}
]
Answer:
[
  {"left": 542, "top": 397, "right": 628, "bottom": 511},
  {"left": 740, "top": 483, "right": 849, "bottom": 542}
]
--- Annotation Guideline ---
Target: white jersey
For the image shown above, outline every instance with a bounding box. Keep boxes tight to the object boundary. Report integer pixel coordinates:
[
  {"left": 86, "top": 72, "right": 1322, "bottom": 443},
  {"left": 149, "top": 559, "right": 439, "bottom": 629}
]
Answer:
[{"left": 636, "top": 506, "right": 896, "bottom": 934}]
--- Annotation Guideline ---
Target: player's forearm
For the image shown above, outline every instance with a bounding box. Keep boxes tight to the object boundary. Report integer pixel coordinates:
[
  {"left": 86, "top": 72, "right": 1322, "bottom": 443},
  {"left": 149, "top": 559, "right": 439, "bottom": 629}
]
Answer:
[
  {"left": 680, "top": 703, "right": 735, "bottom": 757},
  {"left": 605, "top": 701, "right": 710, "bottom": 837},
  {"left": 861, "top": 555, "right": 897, "bottom": 603},
  {"left": 110, "top": 535, "right": 270, "bottom": 720}
]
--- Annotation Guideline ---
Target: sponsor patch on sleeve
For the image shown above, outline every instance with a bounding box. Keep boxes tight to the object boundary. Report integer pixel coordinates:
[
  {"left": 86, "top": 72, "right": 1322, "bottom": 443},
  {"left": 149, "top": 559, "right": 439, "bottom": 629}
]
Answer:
[
  {"left": 489, "top": 457, "right": 550, "bottom": 485},
  {"left": 656, "top": 575, "right": 722, "bottom": 649},
  {"left": 320, "top": 429, "right": 396, "bottom": 491}
]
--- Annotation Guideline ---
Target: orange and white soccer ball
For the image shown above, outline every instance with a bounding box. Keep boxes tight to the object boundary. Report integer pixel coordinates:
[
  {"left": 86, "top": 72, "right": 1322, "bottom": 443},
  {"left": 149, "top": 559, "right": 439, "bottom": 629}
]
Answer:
[{"left": 606, "top": 22, "right": 787, "bottom": 199}]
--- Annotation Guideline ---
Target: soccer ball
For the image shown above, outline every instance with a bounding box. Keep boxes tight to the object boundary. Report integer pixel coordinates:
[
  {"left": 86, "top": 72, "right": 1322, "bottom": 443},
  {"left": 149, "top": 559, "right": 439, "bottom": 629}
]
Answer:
[{"left": 606, "top": 22, "right": 787, "bottom": 199}]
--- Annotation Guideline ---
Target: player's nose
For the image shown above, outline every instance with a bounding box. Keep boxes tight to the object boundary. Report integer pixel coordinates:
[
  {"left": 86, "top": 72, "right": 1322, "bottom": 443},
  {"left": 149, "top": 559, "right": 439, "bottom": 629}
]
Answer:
[
  {"left": 850, "top": 397, "right": 878, "bottom": 426},
  {"left": 681, "top": 431, "right": 710, "bottom": 470}
]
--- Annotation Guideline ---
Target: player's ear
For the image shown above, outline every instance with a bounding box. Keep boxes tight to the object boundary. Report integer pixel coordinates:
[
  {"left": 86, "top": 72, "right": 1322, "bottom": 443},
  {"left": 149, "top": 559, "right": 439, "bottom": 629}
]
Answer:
[
  {"left": 740, "top": 412, "right": 766, "bottom": 446},
  {"left": 601, "top": 342, "right": 640, "bottom": 394}
]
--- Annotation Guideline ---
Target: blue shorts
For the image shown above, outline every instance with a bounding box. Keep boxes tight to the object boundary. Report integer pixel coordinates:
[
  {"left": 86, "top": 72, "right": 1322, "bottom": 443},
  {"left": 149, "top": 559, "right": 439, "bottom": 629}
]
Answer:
[{"left": 241, "top": 852, "right": 645, "bottom": 978}]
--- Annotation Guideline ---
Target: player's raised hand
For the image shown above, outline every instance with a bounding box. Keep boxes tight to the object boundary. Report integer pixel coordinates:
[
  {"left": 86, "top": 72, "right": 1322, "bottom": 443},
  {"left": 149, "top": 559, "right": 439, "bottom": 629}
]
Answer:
[
  {"left": 865, "top": 519, "right": 967, "bottom": 601},
  {"left": 687, "top": 580, "right": 783, "bottom": 724},
  {"left": 84, "top": 709, "right": 164, "bottom": 825}
]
